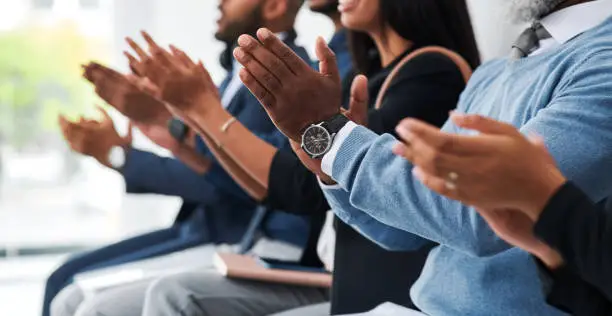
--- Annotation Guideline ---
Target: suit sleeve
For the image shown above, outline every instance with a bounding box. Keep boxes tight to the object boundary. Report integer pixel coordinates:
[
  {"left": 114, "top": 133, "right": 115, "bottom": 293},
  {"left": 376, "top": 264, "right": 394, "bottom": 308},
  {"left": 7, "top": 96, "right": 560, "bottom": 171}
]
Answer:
[
  {"left": 121, "top": 148, "right": 221, "bottom": 205},
  {"left": 534, "top": 182, "right": 612, "bottom": 306}
]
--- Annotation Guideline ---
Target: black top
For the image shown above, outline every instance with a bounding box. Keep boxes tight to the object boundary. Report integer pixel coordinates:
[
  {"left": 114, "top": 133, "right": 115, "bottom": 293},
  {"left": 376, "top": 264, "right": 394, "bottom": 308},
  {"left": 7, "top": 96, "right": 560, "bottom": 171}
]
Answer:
[
  {"left": 267, "top": 50, "right": 465, "bottom": 314},
  {"left": 534, "top": 182, "right": 612, "bottom": 315}
]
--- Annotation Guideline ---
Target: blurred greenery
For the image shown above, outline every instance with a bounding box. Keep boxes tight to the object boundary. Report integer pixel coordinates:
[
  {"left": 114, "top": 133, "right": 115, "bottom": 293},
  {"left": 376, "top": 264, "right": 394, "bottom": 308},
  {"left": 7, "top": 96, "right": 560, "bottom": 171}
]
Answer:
[{"left": 0, "top": 21, "right": 108, "bottom": 149}]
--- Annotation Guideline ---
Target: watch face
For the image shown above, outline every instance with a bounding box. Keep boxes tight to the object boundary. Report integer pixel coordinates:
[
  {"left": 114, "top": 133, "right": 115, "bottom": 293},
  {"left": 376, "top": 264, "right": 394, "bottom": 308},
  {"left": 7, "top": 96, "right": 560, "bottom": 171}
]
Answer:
[{"left": 302, "top": 125, "right": 332, "bottom": 157}]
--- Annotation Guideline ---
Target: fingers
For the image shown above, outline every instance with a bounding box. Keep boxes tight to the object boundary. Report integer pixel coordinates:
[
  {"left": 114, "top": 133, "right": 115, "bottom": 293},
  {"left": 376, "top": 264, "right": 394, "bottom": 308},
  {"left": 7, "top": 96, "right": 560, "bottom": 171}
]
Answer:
[
  {"left": 346, "top": 74, "right": 368, "bottom": 125},
  {"left": 239, "top": 68, "right": 276, "bottom": 108},
  {"left": 195, "top": 61, "right": 217, "bottom": 94},
  {"left": 126, "top": 37, "right": 148, "bottom": 60},
  {"left": 125, "top": 51, "right": 144, "bottom": 76},
  {"left": 255, "top": 28, "right": 310, "bottom": 75},
  {"left": 236, "top": 34, "right": 293, "bottom": 84},
  {"left": 316, "top": 37, "right": 340, "bottom": 84},
  {"left": 170, "top": 45, "right": 195, "bottom": 67},
  {"left": 233, "top": 47, "right": 282, "bottom": 95},
  {"left": 396, "top": 118, "right": 489, "bottom": 155},
  {"left": 141, "top": 31, "right": 176, "bottom": 69},
  {"left": 451, "top": 113, "right": 519, "bottom": 136}
]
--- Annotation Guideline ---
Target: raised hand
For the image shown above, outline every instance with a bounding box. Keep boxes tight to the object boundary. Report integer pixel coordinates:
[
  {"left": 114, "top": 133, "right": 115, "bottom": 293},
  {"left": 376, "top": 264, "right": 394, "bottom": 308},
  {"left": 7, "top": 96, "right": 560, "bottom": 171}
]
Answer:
[
  {"left": 125, "top": 32, "right": 220, "bottom": 114},
  {"left": 234, "top": 28, "right": 342, "bottom": 142},
  {"left": 393, "top": 113, "right": 566, "bottom": 221},
  {"left": 342, "top": 74, "right": 369, "bottom": 126},
  {"left": 58, "top": 106, "right": 132, "bottom": 168},
  {"left": 82, "top": 62, "right": 170, "bottom": 125}
]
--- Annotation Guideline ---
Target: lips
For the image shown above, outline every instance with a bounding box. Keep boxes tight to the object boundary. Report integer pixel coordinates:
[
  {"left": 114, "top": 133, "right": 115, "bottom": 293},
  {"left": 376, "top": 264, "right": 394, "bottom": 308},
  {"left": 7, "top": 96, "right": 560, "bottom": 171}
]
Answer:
[{"left": 338, "top": 0, "right": 358, "bottom": 12}]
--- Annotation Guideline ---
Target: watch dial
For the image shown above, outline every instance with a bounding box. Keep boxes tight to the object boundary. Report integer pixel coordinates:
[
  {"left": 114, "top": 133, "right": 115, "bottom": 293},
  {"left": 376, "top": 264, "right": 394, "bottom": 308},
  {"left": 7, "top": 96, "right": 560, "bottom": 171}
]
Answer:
[{"left": 303, "top": 125, "right": 331, "bottom": 157}]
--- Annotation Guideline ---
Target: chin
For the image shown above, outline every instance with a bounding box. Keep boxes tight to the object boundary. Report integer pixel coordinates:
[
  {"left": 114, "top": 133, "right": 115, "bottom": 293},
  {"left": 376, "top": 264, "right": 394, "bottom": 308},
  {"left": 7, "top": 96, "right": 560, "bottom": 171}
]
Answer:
[{"left": 340, "top": 14, "right": 365, "bottom": 31}]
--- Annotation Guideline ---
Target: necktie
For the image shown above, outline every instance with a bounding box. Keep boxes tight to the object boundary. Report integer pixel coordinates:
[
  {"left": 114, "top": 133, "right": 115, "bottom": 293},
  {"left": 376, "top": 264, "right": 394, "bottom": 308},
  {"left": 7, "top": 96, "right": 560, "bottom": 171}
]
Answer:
[
  {"left": 510, "top": 22, "right": 552, "bottom": 59},
  {"left": 237, "top": 206, "right": 269, "bottom": 254}
]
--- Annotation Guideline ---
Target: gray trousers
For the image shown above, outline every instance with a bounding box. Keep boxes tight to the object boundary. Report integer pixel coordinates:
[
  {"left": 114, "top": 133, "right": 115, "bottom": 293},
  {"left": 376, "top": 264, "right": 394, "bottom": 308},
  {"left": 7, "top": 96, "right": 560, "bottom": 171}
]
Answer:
[{"left": 143, "top": 271, "right": 329, "bottom": 316}]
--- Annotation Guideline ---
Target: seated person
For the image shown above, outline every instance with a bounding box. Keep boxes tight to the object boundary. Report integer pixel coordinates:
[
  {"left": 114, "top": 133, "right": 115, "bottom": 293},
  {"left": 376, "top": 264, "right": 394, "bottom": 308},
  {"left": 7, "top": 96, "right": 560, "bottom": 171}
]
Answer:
[
  {"left": 397, "top": 113, "right": 612, "bottom": 316},
  {"left": 230, "top": 0, "right": 612, "bottom": 314},
  {"left": 128, "top": 1, "right": 478, "bottom": 315},
  {"left": 47, "top": 0, "right": 312, "bottom": 315}
]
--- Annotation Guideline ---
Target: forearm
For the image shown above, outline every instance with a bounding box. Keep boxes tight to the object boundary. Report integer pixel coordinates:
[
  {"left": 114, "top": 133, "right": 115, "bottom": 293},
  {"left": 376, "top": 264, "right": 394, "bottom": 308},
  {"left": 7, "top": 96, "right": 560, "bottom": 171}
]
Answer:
[
  {"left": 325, "top": 125, "right": 509, "bottom": 256},
  {"left": 187, "top": 105, "right": 278, "bottom": 189},
  {"left": 197, "top": 128, "right": 267, "bottom": 201},
  {"left": 171, "top": 144, "right": 212, "bottom": 175}
]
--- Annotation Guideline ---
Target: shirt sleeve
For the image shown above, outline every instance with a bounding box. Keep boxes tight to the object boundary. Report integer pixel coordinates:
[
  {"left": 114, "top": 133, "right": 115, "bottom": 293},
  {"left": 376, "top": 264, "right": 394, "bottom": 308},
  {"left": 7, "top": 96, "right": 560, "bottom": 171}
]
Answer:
[{"left": 534, "top": 181, "right": 612, "bottom": 303}]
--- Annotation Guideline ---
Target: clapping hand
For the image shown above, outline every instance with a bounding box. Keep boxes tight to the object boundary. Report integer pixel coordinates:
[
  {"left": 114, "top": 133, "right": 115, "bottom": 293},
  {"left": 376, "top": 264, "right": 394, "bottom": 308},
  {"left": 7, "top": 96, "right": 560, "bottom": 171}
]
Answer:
[
  {"left": 82, "top": 62, "right": 170, "bottom": 125},
  {"left": 234, "top": 28, "right": 342, "bottom": 142},
  {"left": 58, "top": 106, "right": 132, "bottom": 168},
  {"left": 124, "top": 32, "right": 220, "bottom": 115},
  {"left": 393, "top": 113, "right": 566, "bottom": 268}
]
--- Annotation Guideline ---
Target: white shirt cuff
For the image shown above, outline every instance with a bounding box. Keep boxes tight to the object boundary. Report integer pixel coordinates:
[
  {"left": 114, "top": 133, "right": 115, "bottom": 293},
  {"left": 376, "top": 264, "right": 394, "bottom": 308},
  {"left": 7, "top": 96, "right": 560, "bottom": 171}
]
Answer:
[{"left": 321, "top": 121, "right": 357, "bottom": 176}]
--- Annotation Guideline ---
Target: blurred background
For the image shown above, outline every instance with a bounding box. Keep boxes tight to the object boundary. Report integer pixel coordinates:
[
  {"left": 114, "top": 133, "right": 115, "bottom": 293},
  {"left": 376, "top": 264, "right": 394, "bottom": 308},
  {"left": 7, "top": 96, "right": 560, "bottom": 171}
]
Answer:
[{"left": 0, "top": 0, "right": 520, "bottom": 315}]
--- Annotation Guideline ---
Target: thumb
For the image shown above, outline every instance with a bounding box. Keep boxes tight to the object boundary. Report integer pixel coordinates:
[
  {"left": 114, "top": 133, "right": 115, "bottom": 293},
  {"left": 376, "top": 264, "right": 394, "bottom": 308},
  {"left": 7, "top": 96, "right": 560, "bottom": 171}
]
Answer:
[
  {"left": 451, "top": 113, "right": 519, "bottom": 136},
  {"left": 346, "top": 75, "right": 369, "bottom": 125},
  {"left": 125, "top": 121, "right": 134, "bottom": 144},
  {"left": 95, "top": 105, "right": 113, "bottom": 124},
  {"left": 316, "top": 37, "right": 340, "bottom": 84}
]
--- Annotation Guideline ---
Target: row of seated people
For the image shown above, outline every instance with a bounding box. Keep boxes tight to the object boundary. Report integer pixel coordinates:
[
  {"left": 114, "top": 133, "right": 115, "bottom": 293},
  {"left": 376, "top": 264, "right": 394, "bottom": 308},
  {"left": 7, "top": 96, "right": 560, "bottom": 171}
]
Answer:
[{"left": 49, "top": 0, "right": 612, "bottom": 315}]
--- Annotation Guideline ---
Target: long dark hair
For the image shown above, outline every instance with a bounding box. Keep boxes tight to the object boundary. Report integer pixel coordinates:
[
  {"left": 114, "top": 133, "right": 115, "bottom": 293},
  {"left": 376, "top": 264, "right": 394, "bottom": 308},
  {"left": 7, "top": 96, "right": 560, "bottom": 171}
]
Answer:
[{"left": 349, "top": 0, "right": 481, "bottom": 75}]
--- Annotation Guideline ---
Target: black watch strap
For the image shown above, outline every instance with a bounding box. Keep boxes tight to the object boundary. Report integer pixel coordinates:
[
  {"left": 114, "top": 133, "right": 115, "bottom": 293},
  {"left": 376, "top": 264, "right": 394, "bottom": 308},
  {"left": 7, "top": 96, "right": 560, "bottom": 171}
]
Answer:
[
  {"left": 324, "top": 114, "right": 349, "bottom": 134},
  {"left": 168, "top": 118, "right": 189, "bottom": 142}
]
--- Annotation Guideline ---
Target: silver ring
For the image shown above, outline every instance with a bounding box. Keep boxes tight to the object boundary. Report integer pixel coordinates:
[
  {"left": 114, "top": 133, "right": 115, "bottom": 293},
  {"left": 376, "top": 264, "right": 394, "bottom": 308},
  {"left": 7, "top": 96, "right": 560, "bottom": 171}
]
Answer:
[{"left": 445, "top": 171, "right": 459, "bottom": 191}]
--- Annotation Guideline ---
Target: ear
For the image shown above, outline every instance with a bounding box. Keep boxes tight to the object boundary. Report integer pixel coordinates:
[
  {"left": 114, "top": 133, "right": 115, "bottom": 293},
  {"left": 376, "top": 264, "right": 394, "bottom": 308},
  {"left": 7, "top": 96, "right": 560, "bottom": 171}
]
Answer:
[{"left": 262, "top": 0, "right": 288, "bottom": 22}]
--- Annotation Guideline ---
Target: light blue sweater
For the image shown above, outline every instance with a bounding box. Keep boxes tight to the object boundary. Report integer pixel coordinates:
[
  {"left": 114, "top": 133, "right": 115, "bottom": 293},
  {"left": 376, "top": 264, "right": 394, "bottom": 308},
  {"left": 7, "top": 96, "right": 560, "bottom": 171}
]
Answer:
[{"left": 323, "top": 17, "right": 612, "bottom": 316}]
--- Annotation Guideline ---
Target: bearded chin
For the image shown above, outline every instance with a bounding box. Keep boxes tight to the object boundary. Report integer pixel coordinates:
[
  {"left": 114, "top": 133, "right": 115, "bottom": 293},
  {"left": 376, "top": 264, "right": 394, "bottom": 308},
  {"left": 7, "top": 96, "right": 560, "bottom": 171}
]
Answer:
[{"left": 508, "top": 0, "right": 566, "bottom": 23}]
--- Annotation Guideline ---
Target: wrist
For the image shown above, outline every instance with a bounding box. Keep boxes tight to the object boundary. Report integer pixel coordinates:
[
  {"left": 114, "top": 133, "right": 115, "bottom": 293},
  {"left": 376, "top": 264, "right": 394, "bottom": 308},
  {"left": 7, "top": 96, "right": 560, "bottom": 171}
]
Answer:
[
  {"left": 534, "top": 243, "right": 564, "bottom": 270},
  {"left": 524, "top": 169, "right": 567, "bottom": 222}
]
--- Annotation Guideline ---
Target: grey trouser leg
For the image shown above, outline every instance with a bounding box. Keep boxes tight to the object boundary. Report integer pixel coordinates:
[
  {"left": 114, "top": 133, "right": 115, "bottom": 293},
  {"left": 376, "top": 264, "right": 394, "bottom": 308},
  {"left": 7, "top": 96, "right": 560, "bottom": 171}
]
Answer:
[
  {"left": 51, "top": 284, "right": 85, "bottom": 316},
  {"left": 143, "top": 271, "right": 329, "bottom": 316},
  {"left": 74, "top": 280, "right": 152, "bottom": 316},
  {"left": 270, "top": 302, "right": 331, "bottom": 316}
]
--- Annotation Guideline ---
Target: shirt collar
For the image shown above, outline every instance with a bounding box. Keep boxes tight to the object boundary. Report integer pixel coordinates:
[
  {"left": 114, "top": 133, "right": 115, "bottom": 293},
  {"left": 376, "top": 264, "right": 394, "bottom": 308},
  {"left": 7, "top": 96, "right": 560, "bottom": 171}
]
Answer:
[{"left": 540, "top": 0, "right": 612, "bottom": 45}]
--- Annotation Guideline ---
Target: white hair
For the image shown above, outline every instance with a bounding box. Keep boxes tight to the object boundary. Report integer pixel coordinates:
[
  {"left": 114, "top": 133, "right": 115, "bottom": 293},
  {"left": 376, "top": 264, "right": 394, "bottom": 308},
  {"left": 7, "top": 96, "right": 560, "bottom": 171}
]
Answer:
[{"left": 508, "top": 0, "right": 566, "bottom": 23}]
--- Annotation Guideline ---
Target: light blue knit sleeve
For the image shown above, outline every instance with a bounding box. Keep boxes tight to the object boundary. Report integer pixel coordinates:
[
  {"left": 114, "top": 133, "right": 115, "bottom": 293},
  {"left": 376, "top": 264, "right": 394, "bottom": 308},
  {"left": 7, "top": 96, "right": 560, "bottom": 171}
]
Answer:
[
  {"left": 322, "top": 186, "right": 432, "bottom": 251},
  {"left": 521, "top": 51, "right": 612, "bottom": 203},
  {"left": 324, "top": 126, "right": 504, "bottom": 257}
]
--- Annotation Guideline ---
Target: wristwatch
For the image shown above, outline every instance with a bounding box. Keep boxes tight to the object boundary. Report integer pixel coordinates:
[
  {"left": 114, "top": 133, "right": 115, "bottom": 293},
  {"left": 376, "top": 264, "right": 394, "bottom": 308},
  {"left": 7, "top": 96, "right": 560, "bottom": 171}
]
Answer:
[
  {"left": 301, "top": 114, "right": 349, "bottom": 159},
  {"left": 168, "top": 118, "right": 190, "bottom": 142},
  {"left": 108, "top": 146, "right": 126, "bottom": 169}
]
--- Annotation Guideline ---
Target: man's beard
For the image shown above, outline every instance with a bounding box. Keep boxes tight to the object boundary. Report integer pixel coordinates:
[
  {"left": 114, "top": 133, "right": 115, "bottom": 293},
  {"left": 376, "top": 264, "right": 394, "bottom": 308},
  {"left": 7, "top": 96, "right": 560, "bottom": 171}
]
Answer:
[
  {"left": 508, "top": 0, "right": 566, "bottom": 23},
  {"left": 310, "top": 1, "right": 339, "bottom": 14},
  {"left": 215, "top": 5, "right": 263, "bottom": 44}
]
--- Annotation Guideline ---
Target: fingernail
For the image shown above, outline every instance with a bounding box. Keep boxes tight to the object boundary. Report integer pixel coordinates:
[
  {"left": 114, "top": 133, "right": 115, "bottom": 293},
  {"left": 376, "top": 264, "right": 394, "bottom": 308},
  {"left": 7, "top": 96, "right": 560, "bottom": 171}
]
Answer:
[
  {"left": 233, "top": 47, "right": 245, "bottom": 60},
  {"left": 412, "top": 167, "right": 424, "bottom": 179},
  {"left": 395, "top": 125, "right": 414, "bottom": 141},
  {"left": 258, "top": 28, "right": 272, "bottom": 41},
  {"left": 238, "top": 35, "right": 253, "bottom": 48},
  {"left": 392, "top": 143, "right": 404, "bottom": 156}
]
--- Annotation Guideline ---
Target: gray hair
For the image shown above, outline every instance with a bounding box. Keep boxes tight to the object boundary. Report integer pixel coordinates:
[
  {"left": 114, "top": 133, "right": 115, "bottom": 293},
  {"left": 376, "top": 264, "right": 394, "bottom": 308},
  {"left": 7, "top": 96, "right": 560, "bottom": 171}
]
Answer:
[{"left": 508, "top": 0, "right": 566, "bottom": 23}]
